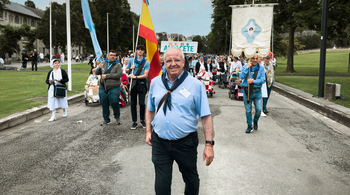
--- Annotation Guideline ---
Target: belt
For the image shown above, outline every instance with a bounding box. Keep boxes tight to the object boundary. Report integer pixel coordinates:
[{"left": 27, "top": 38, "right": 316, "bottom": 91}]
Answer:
[
  {"left": 154, "top": 131, "right": 196, "bottom": 142},
  {"left": 244, "top": 87, "right": 260, "bottom": 90}
]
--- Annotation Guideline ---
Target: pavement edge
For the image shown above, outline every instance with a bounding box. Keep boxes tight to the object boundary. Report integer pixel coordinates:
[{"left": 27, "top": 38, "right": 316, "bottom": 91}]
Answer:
[
  {"left": 273, "top": 82, "right": 350, "bottom": 129},
  {"left": 0, "top": 93, "right": 84, "bottom": 132}
]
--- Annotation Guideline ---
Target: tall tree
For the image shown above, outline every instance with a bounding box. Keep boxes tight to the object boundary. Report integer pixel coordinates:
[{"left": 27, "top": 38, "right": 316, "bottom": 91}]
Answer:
[
  {"left": 25, "top": 0, "right": 35, "bottom": 9},
  {"left": 0, "top": 24, "right": 36, "bottom": 57},
  {"left": 0, "top": 0, "right": 9, "bottom": 12}
]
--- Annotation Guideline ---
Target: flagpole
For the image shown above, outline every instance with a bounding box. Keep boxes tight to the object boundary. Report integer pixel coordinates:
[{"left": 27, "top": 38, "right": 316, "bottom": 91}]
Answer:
[
  {"left": 50, "top": 2, "right": 52, "bottom": 61},
  {"left": 129, "top": 1, "right": 143, "bottom": 97},
  {"left": 66, "top": 0, "right": 72, "bottom": 91}
]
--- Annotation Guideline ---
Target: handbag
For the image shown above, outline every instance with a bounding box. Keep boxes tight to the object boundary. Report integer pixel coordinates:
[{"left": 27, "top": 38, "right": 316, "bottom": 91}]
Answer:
[{"left": 52, "top": 71, "right": 66, "bottom": 98}]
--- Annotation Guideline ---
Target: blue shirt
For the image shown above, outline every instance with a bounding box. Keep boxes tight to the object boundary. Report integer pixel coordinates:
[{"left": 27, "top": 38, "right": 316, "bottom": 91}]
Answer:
[
  {"left": 240, "top": 63, "right": 266, "bottom": 88},
  {"left": 127, "top": 57, "right": 150, "bottom": 76},
  {"left": 147, "top": 71, "right": 211, "bottom": 140}
]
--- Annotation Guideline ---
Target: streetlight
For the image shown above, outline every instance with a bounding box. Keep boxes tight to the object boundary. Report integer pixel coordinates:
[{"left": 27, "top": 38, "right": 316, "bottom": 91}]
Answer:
[{"left": 107, "top": 12, "right": 109, "bottom": 54}]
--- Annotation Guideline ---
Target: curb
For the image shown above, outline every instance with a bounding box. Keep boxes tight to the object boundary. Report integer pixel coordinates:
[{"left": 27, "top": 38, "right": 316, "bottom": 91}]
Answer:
[
  {"left": 273, "top": 83, "right": 350, "bottom": 129},
  {"left": 0, "top": 93, "right": 85, "bottom": 132}
]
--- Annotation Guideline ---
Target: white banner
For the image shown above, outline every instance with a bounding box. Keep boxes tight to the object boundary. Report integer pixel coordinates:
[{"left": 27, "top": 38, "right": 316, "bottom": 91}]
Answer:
[
  {"left": 231, "top": 6, "right": 274, "bottom": 58},
  {"left": 160, "top": 41, "right": 198, "bottom": 53}
]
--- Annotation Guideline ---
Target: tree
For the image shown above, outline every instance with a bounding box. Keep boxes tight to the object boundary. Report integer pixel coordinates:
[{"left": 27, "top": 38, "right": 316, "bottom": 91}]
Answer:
[
  {"left": 0, "top": 0, "right": 9, "bottom": 12},
  {"left": 157, "top": 32, "right": 167, "bottom": 45},
  {"left": 0, "top": 24, "right": 36, "bottom": 57},
  {"left": 25, "top": 0, "right": 35, "bottom": 9}
]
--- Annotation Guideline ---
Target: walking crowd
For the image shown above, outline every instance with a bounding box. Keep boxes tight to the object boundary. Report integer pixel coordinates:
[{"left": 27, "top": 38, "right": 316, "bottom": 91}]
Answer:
[{"left": 42, "top": 43, "right": 276, "bottom": 194}]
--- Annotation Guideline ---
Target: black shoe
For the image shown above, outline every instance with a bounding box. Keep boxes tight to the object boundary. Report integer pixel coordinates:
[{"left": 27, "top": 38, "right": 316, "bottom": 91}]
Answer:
[
  {"left": 140, "top": 120, "right": 146, "bottom": 129},
  {"left": 245, "top": 125, "right": 253, "bottom": 133},
  {"left": 254, "top": 121, "right": 258, "bottom": 130},
  {"left": 130, "top": 122, "right": 138, "bottom": 130},
  {"left": 100, "top": 120, "right": 111, "bottom": 126},
  {"left": 263, "top": 110, "right": 268, "bottom": 114}
]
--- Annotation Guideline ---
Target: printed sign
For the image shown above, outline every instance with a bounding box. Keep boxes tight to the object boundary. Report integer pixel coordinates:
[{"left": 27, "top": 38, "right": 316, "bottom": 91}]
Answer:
[{"left": 160, "top": 41, "right": 198, "bottom": 53}]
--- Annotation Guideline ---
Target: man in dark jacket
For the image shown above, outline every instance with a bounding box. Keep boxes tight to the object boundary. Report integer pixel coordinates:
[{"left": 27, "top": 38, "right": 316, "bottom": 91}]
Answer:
[
  {"left": 31, "top": 50, "right": 38, "bottom": 71},
  {"left": 194, "top": 55, "right": 207, "bottom": 75},
  {"left": 95, "top": 50, "right": 123, "bottom": 126},
  {"left": 21, "top": 51, "right": 29, "bottom": 69}
]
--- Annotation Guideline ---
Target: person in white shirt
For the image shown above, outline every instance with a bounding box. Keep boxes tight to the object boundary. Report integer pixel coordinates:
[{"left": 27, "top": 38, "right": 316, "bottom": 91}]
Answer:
[{"left": 230, "top": 56, "right": 242, "bottom": 74}]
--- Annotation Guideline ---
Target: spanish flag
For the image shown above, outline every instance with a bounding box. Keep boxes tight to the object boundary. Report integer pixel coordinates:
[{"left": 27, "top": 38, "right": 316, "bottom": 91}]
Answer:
[{"left": 139, "top": 0, "right": 161, "bottom": 85}]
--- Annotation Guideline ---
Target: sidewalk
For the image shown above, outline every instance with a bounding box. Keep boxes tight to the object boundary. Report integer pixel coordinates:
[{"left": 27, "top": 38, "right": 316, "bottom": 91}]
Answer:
[
  {"left": 1, "top": 81, "right": 350, "bottom": 135},
  {"left": 3, "top": 60, "right": 84, "bottom": 70}
]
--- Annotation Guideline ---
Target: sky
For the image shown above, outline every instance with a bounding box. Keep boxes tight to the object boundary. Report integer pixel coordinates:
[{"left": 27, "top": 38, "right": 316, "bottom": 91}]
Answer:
[{"left": 10, "top": 0, "right": 214, "bottom": 37}]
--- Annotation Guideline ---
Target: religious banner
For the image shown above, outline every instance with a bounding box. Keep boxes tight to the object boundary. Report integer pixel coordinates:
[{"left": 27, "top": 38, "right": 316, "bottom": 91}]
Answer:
[{"left": 231, "top": 5, "right": 274, "bottom": 58}]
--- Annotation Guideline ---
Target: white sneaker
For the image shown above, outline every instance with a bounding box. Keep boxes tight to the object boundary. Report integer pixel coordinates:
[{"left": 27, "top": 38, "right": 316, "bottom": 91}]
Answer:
[
  {"left": 261, "top": 111, "right": 266, "bottom": 117},
  {"left": 48, "top": 116, "right": 57, "bottom": 122},
  {"left": 63, "top": 110, "right": 67, "bottom": 118}
]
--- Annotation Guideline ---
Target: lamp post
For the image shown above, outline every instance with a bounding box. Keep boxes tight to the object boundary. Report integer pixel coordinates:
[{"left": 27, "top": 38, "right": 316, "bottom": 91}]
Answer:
[
  {"left": 318, "top": 0, "right": 329, "bottom": 98},
  {"left": 107, "top": 12, "right": 109, "bottom": 54}
]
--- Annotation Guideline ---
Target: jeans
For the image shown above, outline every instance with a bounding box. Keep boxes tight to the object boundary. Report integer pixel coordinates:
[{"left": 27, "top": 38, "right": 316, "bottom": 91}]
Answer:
[
  {"left": 151, "top": 131, "right": 199, "bottom": 195},
  {"left": 243, "top": 88, "right": 262, "bottom": 126},
  {"left": 263, "top": 83, "right": 273, "bottom": 111},
  {"left": 130, "top": 83, "right": 146, "bottom": 122},
  {"left": 22, "top": 61, "right": 27, "bottom": 68},
  {"left": 99, "top": 86, "right": 120, "bottom": 122}
]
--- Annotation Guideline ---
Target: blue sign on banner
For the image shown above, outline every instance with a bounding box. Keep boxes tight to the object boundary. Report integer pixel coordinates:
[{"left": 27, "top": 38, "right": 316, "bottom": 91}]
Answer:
[{"left": 160, "top": 41, "right": 198, "bottom": 53}]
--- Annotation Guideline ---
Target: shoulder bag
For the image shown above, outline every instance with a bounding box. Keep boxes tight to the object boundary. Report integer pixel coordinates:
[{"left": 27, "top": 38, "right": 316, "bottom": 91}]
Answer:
[{"left": 52, "top": 71, "right": 66, "bottom": 98}]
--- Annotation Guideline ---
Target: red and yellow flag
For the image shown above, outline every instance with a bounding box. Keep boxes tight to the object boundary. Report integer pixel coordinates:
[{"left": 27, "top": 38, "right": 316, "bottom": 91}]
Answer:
[{"left": 139, "top": 0, "right": 161, "bottom": 85}]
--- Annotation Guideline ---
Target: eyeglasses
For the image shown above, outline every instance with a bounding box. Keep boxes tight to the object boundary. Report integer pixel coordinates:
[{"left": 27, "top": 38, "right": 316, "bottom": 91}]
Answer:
[{"left": 165, "top": 59, "right": 182, "bottom": 64}]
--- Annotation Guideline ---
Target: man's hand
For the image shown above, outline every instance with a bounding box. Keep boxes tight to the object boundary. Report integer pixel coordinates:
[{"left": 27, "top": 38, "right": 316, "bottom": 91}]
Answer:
[
  {"left": 247, "top": 61, "right": 252, "bottom": 68},
  {"left": 130, "top": 65, "right": 136, "bottom": 70},
  {"left": 102, "top": 74, "right": 106, "bottom": 79},
  {"left": 247, "top": 79, "right": 254, "bottom": 84},
  {"left": 203, "top": 145, "right": 214, "bottom": 166},
  {"left": 96, "top": 60, "right": 103, "bottom": 69},
  {"left": 128, "top": 74, "right": 136, "bottom": 79},
  {"left": 146, "top": 131, "right": 152, "bottom": 146}
]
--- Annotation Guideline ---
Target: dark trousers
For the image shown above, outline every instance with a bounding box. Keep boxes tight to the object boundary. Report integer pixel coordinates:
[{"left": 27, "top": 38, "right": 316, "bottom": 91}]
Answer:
[
  {"left": 130, "top": 84, "right": 146, "bottom": 122},
  {"left": 32, "top": 61, "right": 37, "bottom": 71},
  {"left": 151, "top": 131, "right": 199, "bottom": 195},
  {"left": 99, "top": 86, "right": 120, "bottom": 122}
]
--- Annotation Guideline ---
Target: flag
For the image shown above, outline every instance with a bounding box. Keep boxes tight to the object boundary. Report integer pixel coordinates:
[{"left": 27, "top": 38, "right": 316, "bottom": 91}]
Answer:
[
  {"left": 139, "top": 0, "right": 161, "bottom": 85},
  {"left": 81, "top": 0, "right": 102, "bottom": 61},
  {"left": 231, "top": 5, "right": 274, "bottom": 58}
]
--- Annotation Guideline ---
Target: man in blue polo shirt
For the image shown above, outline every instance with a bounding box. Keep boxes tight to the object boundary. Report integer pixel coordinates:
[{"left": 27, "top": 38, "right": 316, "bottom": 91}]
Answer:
[
  {"left": 126, "top": 45, "right": 150, "bottom": 129},
  {"left": 240, "top": 54, "right": 266, "bottom": 133},
  {"left": 146, "top": 47, "right": 214, "bottom": 195}
]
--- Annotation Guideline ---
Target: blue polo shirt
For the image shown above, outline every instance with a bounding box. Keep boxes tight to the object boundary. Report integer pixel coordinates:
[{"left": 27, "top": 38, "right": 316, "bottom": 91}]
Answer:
[
  {"left": 147, "top": 71, "right": 211, "bottom": 140},
  {"left": 240, "top": 63, "right": 266, "bottom": 88},
  {"left": 127, "top": 57, "right": 150, "bottom": 75}
]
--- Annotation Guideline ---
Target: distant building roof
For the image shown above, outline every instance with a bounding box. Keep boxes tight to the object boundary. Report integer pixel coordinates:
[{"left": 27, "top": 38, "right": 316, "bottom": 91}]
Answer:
[{"left": 4, "top": 2, "right": 44, "bottom": 19}]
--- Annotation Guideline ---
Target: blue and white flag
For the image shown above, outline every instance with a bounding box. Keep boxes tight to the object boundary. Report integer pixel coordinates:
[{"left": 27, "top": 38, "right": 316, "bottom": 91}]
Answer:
[
  {"left": 231, "top": 5, "right": 274, "bottom": 58},
  {"left": 81, "top": 0, "right": 102, "bottom": 61}
]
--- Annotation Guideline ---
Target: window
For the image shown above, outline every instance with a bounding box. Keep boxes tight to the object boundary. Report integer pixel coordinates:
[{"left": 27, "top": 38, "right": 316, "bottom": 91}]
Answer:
[
  {"left": 15, "top": 16, "right": 19, "bottom": 24},
  {"left": 0, "top": 11, "right": 3, "bottom": 19},
  {"left": 5, "top": 11, "right": 7, "bottom": 19},
  {"left": 31, "top": 20, "right": 35, "bottom": 27},
  {"left": 23, "top": 18, "right": 27, "bottom": 24},
  {"left": 9, "top": 14, "right": 13, "bottom": 23}
]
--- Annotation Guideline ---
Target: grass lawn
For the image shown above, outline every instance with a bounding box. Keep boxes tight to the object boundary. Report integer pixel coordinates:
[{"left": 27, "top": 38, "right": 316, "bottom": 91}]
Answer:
[
  {"left": 0, "top": 71, "right": 89, "bottom": 118},
  {"left": 276, "top": 76, "right": 350, "bottom": 108},
  {"left": 275, "top": 51, "right": 350, "bottom": 108},
  {"left": 275, "top": 52, "right": 350, "bottom": 75}
]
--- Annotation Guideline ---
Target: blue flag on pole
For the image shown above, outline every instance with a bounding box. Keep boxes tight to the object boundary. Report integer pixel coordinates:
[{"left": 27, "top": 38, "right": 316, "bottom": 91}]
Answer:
[{"left": 81, "top": 0, "right": 102, "bottom": 61}]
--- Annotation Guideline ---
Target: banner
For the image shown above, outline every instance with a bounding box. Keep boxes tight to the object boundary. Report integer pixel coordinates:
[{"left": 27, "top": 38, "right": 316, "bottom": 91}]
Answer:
[
  {"left": 231, "top": 5, "right": 274, "bottom": 58},
  {"left": 81, "top": 0, "right": 102, "bottom": 60},
  {"left": 160, "top": 41, "right": 198, "bottom": 53}
]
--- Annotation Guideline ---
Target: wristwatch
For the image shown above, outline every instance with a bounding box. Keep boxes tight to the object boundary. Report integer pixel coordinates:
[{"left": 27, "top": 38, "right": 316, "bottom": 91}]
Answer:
[{"left": 205, "top": 140, "right": 215, "bottom": 145}]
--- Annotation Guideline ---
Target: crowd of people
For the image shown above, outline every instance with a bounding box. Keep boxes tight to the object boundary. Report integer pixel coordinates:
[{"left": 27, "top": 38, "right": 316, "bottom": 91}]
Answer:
[{"left": 43, "top": 45, "right": 277, "bottom": 194}]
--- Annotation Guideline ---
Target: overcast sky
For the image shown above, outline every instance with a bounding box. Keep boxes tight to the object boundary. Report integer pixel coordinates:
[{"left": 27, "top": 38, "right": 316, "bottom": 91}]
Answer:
[{"left": 11, "top": 0, "right": 213, "bottom": 37}]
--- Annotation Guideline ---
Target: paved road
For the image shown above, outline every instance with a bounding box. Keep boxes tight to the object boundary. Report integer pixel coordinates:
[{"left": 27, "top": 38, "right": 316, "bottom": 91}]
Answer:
[{"left": 0, "top": 86, "right": 349, "bottom": 195}]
